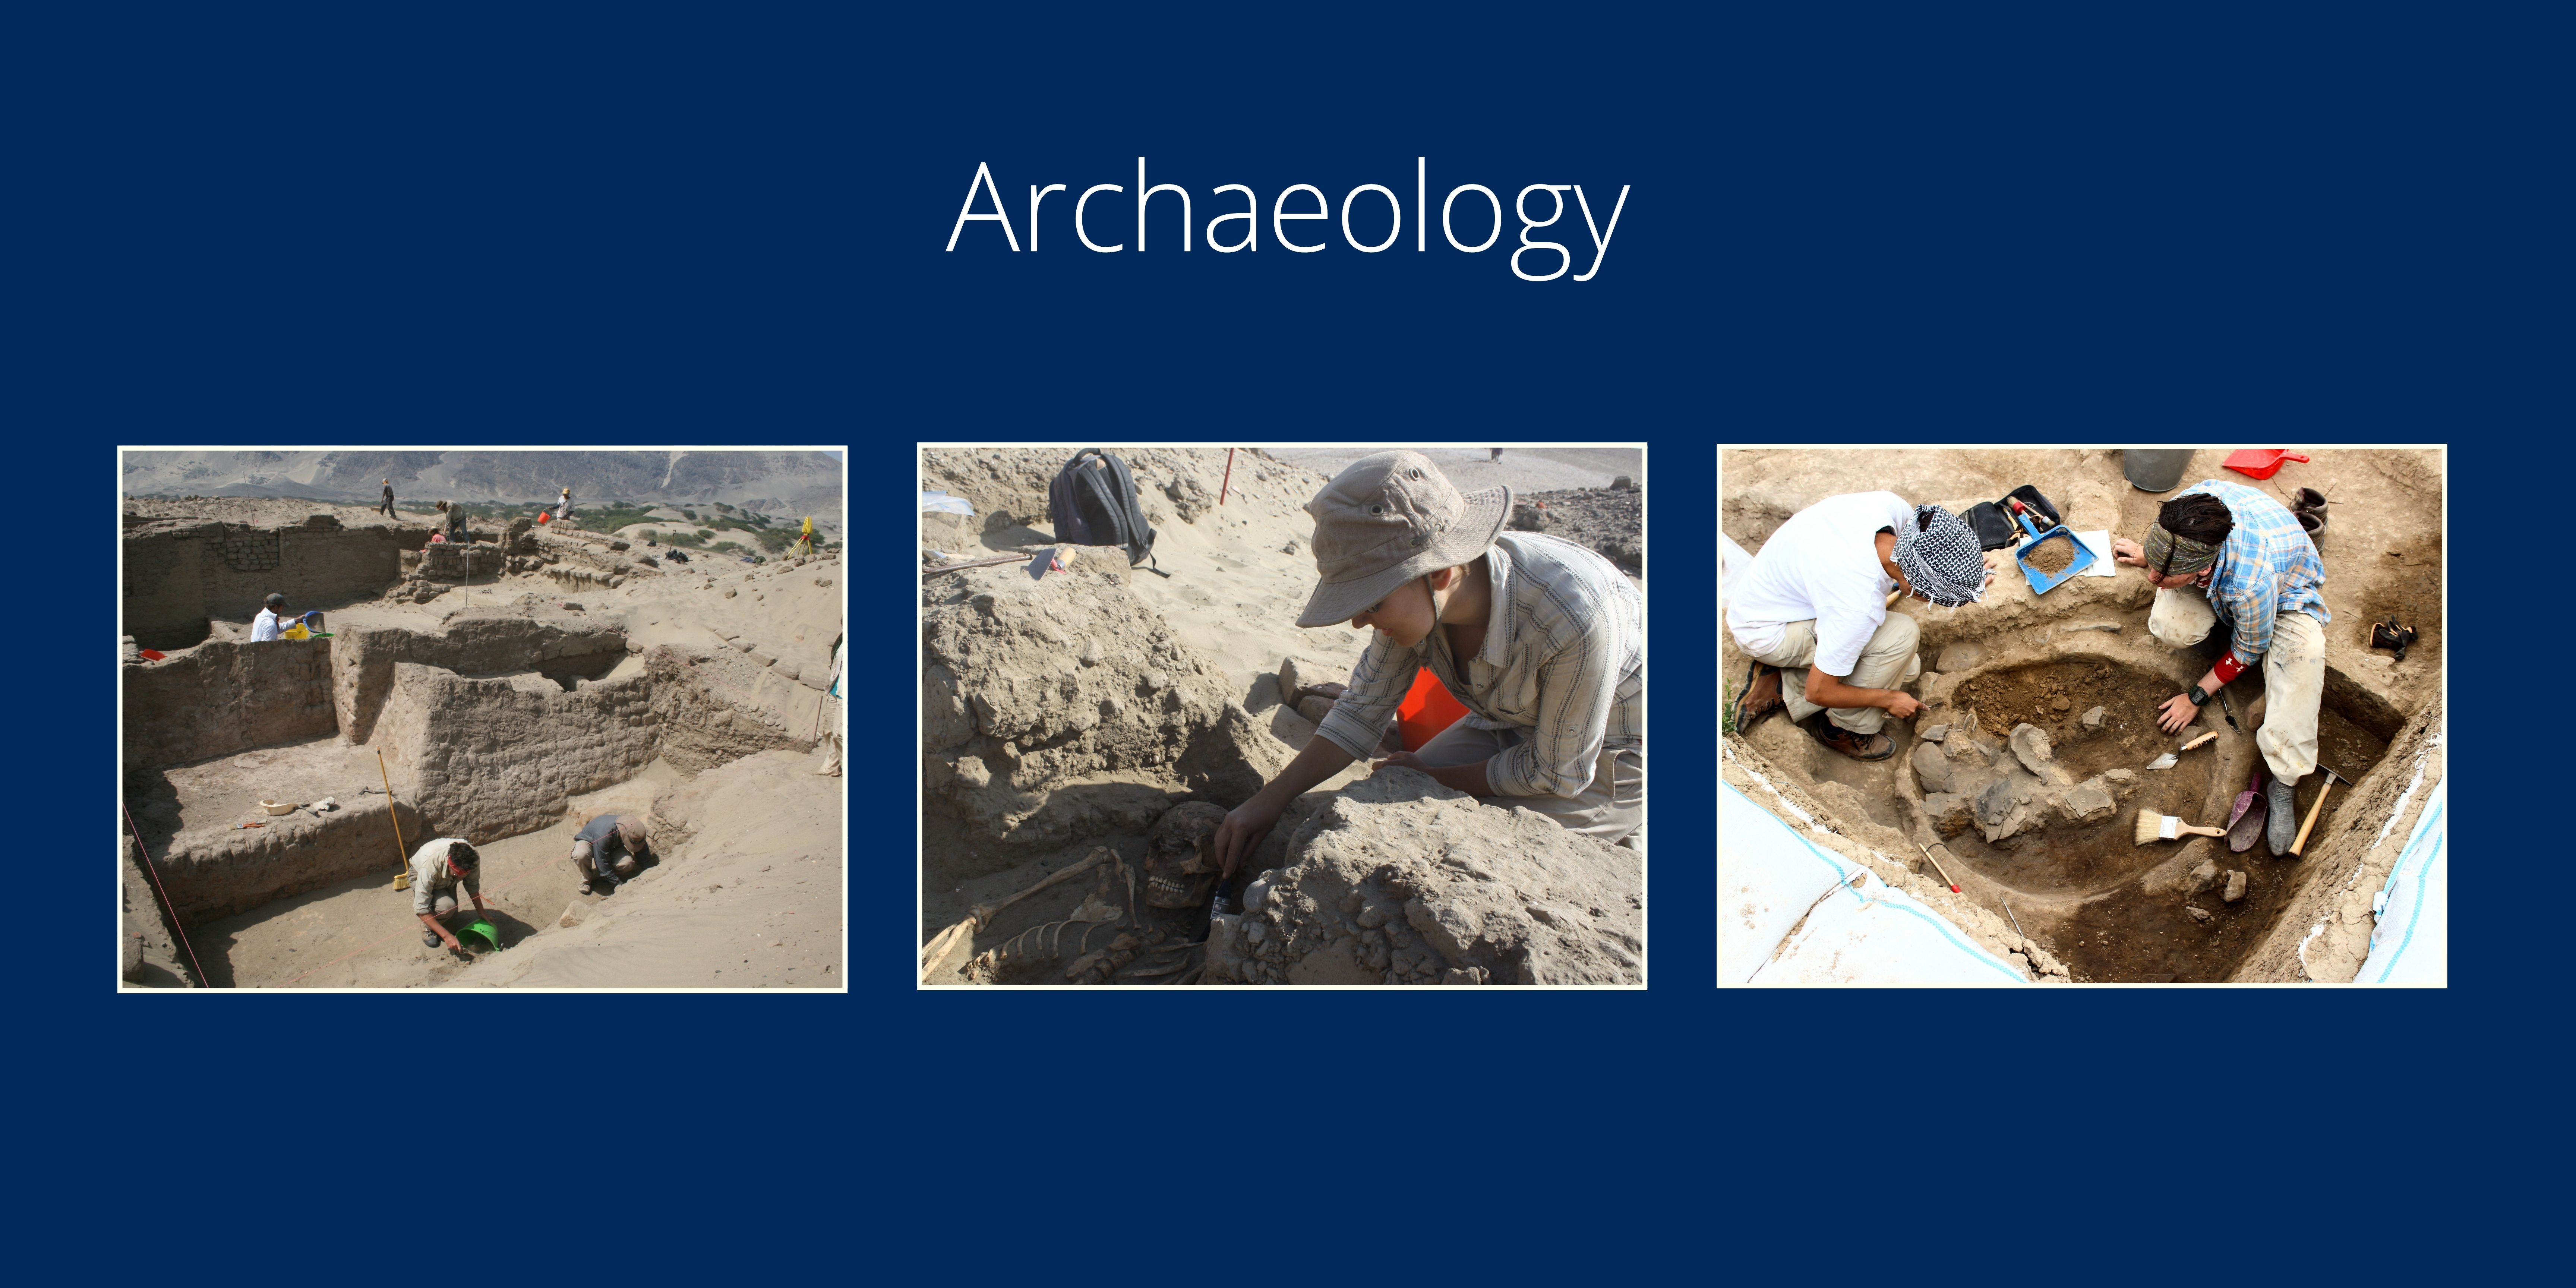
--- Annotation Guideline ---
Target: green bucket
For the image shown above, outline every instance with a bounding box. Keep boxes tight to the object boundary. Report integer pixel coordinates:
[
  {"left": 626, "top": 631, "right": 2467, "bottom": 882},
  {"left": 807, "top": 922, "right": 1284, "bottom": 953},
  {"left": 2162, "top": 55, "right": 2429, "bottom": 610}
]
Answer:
[{"left": 461, "top": 920, "right": 502, "bottom": 951}]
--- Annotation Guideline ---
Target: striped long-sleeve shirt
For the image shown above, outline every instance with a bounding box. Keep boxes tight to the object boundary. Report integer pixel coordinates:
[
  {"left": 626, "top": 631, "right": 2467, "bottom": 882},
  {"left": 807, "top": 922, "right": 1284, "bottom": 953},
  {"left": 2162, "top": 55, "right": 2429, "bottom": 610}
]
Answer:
[
  {"left": 1313, "top": 532, "right": 1642, "bottom": 798},
  {"left": 2181, "top": 478, "right": 2329, "bottom": 658}
]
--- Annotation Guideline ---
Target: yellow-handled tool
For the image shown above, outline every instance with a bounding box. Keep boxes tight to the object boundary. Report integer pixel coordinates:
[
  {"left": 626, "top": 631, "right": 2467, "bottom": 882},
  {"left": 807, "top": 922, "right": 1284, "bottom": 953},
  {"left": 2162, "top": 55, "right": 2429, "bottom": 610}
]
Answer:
[{"left": 379, "top": 750, "right": 412, "bottom": 890}]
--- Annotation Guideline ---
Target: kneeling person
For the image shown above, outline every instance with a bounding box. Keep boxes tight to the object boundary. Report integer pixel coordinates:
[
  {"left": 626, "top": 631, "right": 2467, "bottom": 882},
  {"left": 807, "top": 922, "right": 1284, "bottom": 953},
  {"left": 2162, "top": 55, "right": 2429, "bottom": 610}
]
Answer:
[
  {"left": 2110, "top": 482, "right": 2328, "bottom": 855},
  {"left": 410, "top": 837, "right": 491, "bottom": 954},
  {"left": 1213, "top": 451, "right": 1644, "bottom": 878},
  {"left": 1727, "top": 493, "right": 1998, "bottom": 759},
  {"left": 569, "top": 812, "right": 650, "bottom": 894}
]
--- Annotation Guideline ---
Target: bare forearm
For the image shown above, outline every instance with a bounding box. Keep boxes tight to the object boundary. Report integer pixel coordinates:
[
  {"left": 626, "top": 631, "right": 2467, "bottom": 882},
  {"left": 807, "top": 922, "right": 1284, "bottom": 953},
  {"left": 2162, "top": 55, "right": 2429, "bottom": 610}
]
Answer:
[
  {"left": 1260, "top": 736, "right": 1358, "bottom": 808},
  {"left": 1805, "top": 673, "right": 1897, "bottom": 711},
  {"left": 1418, "top": 756, "right": 1493, "bottom": 797}
]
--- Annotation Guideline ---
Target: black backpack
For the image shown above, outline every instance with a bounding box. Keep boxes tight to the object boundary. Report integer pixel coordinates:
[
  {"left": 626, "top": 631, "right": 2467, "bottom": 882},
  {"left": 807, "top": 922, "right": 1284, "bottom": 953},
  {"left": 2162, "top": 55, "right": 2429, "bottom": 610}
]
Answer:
[{"left": 1047, "top": 449, "right": 1170, "bottom": 577}]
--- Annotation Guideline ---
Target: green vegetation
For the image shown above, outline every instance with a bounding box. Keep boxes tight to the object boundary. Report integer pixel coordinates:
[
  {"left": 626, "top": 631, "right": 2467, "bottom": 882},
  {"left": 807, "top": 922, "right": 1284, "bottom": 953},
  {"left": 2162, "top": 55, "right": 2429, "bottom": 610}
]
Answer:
[{"left": 754, "top": 527, "right": 795, "bottom": 553}]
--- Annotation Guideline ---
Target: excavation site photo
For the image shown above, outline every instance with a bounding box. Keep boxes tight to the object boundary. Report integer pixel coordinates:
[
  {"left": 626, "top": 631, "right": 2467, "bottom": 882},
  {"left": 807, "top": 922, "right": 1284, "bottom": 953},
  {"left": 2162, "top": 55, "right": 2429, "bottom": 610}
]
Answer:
[
  {"left": 920, "top": 446, "right": 1647, "bottom": 987},
  {"left": 119, "top": 449, "right": 848, "bottom": 989},
  {"left": 1721, "top": 447, "right": 2445, "bottom": 985}
]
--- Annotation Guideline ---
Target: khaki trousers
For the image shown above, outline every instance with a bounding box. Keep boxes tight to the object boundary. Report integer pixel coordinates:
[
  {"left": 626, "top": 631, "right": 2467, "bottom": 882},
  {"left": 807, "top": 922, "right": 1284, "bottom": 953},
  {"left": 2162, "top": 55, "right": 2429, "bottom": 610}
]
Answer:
[
  {"left": 2148, "top": 587, "right": 2323, "bottom": 783},
  {"left": 1739, "top": 615, "right": 1921, "bottom": 735},
  {"left": 1412, "top": 721, "right": 1643, "bottom": 848}
]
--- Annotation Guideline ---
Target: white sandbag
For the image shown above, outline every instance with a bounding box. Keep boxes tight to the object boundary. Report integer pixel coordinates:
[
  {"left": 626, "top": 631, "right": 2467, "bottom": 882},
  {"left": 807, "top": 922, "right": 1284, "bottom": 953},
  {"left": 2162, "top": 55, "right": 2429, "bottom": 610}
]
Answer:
[
  {"left": 2359, "top": 778, "right": 2446, "bottom": 985},
  {"left": 919, "top": 490, "right": 974, "bottom": 516},
  {"left": 1718, "top": 782, "right": 1845, "bottom": 983}
]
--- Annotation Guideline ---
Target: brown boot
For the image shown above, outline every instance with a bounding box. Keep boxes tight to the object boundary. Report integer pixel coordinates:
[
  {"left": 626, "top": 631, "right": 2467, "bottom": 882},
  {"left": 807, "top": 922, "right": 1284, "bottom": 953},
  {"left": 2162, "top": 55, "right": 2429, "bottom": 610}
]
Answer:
[
  {"left": 1736, "top": 663, "right": 1786, "bottom": 731},
  {"left": 1806, "top": 714, "right": 1894, "bottom": 761}
]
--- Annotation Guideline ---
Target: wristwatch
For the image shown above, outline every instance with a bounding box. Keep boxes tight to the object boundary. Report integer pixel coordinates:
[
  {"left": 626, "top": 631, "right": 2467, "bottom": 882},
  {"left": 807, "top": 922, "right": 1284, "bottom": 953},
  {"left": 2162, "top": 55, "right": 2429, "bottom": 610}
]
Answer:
[{"left": 2188, "top": 686, "right": 2213, "bottom": 707}]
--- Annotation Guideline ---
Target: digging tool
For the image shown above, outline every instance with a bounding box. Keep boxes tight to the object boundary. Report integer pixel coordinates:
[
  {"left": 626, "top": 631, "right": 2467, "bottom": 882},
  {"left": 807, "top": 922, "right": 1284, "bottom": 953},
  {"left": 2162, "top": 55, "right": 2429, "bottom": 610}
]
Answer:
[
  {"left": 2006, "top": 501, "right": 2096, "bottom": 594},
  {"left": 2288, "top": 762, "right": 2354, "bottom": 858},
  {"left": 2145, "top": 730, "right": 2218, "bottom": 770},
  {"left": 378, "top": 750, "right": 412, "bottom": 891},
  {"left": 919, "top": 846, "right": 1115, "bottom": 982},
  {"left": 2226, "top": 764, "right": 2271, "bottom": 854},
  {"left": 1917, "top": 843, "right": 1960, "bottom": 894},
  {"left": 923, "top": 552, "right": 1038, "bottom": 578},
  {"left": 1220, "top": 447, "right": 1235, "bottom": 506},
  {"left": 2214, "top": 687, "right": 2241, "bottom": 732},
  {"left": 2002, "top": 898, "right": 2026, "bottom": 940},
  {"left": 2134, "top": 809, "right": 2226, "bottom": 845}
]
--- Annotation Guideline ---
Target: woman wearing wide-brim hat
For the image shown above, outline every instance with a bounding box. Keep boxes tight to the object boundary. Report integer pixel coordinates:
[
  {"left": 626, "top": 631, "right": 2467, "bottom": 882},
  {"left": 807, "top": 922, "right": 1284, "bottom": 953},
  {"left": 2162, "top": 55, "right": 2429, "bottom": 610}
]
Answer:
[{"left": 1209, "top": 451, "right": 1644, "bottom": 880}]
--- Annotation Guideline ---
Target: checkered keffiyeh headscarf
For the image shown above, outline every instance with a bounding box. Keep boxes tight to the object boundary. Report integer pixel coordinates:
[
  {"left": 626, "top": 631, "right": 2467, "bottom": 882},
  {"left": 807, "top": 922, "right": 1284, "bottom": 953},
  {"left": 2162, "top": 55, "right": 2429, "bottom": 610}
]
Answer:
[{"left": 1894, "top": 504, "right": 1988, "bottom": 607}]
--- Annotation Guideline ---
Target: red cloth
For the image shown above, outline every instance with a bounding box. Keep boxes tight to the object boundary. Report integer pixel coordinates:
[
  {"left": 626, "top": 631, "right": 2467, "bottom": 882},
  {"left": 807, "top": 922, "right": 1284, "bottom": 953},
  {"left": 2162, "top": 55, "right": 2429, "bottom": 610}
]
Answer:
[{"left": 1395, "top": 668, "right": 1469, "bottom": 752}]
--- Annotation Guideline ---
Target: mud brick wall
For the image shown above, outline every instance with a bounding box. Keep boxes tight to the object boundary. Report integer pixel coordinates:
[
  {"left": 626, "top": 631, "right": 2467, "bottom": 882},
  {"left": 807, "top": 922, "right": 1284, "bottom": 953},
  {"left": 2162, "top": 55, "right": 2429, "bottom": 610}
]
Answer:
[
  {"left": 332, "top": 615, "right": 629, "bottom": 746},
  {"left": 148, "top": 796, "right": 428, "bottom": 928},
  {"left": 123, "top": 520, "right": 433, "bottom": 648},
  {"left": 646, "top": 645, "right": 808, "bottom": 774},
  {"left": 416, "top": 541, "right": 506, "bottom": 581},
  {"left": 373, "top": 662, "right": 659, "bottom": 842},
  {"left": 123, "top": 638, "right": 338, "bottom": 770}
]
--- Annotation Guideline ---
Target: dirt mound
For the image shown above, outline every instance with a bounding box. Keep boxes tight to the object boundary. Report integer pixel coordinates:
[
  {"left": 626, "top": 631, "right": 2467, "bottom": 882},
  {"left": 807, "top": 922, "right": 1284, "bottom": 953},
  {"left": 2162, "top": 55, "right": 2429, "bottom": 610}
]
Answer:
[
  {"left": 1513, "top": 485, "right": 1642, "bottom": 574},
  {"left": 922, "top": 553, "right": 1283, "bottom": 854},
  {"left": 1205, "top": 768, "right": 1643, "bottom": 985}
]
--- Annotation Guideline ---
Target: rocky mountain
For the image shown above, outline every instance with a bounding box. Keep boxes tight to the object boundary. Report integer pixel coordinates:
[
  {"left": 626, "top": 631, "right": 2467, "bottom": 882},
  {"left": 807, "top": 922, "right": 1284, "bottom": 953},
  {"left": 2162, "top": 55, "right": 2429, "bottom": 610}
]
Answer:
[{"left": 120, "top": 450, "right": 843, "bottom": 529}]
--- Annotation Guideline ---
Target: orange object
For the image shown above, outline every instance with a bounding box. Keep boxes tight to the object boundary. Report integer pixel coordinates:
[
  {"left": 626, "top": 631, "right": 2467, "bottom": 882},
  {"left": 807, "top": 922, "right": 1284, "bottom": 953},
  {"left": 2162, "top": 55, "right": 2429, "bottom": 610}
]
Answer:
[
  {"left": 538, "top": 511, "right": 551, "bottom": 524},
  {"left": 1395, "top": 668, "right": 1470, "bottom": 752},
  {"left": 2223, "top": 449, "right": 2309, "bottom": 480},
  {"left": 138, "top": 649, "right": 166, "bottom": 661}
]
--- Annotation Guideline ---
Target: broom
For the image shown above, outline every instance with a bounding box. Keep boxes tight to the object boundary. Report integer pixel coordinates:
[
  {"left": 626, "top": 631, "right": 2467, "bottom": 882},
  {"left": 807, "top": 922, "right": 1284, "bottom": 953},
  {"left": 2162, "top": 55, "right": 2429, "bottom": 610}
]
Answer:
[
  {"left": 379, "top": 750, "right": 412, "bottom": 889},
  {"left": 2133, "top": 809, "right": 2225, "bottom": 845}
]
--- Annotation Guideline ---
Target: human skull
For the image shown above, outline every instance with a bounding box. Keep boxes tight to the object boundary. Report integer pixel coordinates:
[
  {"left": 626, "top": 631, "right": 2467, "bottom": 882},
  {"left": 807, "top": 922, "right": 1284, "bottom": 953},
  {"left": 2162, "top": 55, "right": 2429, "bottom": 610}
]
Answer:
[{"left": 1144, "top": 802, "right": 1228, "bottom": 908}]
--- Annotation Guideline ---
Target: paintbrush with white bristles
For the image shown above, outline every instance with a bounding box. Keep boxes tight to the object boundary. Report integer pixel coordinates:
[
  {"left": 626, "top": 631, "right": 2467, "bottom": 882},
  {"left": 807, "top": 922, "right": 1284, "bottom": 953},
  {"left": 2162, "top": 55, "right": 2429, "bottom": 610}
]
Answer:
[{"left": 2133, "top": 809, "right": 2226, "bottom": 845}]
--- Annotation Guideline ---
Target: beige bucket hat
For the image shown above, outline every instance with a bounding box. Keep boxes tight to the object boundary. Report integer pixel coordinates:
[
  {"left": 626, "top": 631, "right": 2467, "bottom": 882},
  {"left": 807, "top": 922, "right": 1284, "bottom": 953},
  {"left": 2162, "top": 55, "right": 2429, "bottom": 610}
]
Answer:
[{"left": 1295, "top": 451, "right": 1510, "bottom": 628}]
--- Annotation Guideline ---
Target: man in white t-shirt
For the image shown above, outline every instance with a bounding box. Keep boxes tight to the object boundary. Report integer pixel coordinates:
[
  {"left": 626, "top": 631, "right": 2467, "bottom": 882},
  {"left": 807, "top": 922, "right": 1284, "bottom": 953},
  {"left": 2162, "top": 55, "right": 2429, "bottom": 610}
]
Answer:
[
  {"left": 250, "top": 593, "right": 290, "bottom": 642},
  {"left": 1726, "top": 493, "right": 1998, "bottom": 760}
]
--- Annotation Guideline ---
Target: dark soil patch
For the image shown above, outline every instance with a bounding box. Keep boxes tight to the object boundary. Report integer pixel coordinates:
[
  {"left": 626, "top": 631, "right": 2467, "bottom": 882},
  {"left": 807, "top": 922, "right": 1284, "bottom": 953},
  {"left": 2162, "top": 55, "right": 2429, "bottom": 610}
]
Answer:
[
  {"left": 1936, "top": 657, "right": 2224, "bottom": 896},
  {"left": 2024, "top": 533, "right": 2076, "bottom": 574},
  {"left": 1951, "top": 659, "right": 2210, "bottom": 777},
  {"left": 2354, "top": 533, "right": 2442, "bottom": 665},
  {"left": 1515, "top": 486, "right": 1641, "bottom": 574},
  {"left": 2043, "top": 854, "right": 2300, "bottom": 982}
]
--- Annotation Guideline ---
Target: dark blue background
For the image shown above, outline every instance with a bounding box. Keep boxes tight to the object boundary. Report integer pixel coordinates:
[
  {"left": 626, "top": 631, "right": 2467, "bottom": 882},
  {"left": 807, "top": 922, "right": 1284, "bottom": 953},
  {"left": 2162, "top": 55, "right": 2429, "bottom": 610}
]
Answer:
[{"left": 28, "top": 3, "right": 2542, "bottom": 1278}]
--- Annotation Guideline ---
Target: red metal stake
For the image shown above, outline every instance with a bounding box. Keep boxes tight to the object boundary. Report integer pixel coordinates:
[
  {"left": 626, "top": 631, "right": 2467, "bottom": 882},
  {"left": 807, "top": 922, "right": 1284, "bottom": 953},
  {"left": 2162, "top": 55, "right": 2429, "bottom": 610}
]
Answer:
[{"left": 1219, "top": 448, "right": 1235, "bottom": 506}]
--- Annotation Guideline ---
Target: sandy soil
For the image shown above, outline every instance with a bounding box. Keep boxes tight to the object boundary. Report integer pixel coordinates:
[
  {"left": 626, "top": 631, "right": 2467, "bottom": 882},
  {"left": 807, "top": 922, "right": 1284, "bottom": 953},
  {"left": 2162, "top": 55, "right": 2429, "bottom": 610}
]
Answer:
[{"left": 1269, "top": 447, "right": 1641, "bottom": 495}]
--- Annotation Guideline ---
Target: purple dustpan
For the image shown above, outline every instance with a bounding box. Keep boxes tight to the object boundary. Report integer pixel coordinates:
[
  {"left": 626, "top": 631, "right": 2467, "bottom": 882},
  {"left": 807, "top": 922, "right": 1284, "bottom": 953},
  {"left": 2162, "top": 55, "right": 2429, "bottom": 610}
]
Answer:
[{"left": 2225, "top": 765, "right": 2269, "bottom": 853}]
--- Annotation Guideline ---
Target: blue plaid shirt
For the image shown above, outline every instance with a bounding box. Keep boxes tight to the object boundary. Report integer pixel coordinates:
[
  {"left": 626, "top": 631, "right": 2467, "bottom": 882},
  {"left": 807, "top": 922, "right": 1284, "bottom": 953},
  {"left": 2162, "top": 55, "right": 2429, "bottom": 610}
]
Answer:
[{"left": 2184, "top": 478, "right": 2328, "bottom": 658}]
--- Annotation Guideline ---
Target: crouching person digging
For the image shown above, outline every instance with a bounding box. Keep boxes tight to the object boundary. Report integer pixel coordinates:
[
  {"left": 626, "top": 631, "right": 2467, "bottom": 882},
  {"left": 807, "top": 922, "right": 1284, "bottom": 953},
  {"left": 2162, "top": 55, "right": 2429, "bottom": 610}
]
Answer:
[
  {"left": 1212, "top": 451, "right": 1644, "bottom": 887},
  {"left": 569, "top": 813, "right": 650, "bottom": 894},
  {"left": 2111, "top": 482, "right": 2329, "bottom": 856},
  {"left": 410, "top": 837, "right": 492, "bottom": 956},
  {"left": 1727, "top": 494, "right": 1998, "bottom": 759}
]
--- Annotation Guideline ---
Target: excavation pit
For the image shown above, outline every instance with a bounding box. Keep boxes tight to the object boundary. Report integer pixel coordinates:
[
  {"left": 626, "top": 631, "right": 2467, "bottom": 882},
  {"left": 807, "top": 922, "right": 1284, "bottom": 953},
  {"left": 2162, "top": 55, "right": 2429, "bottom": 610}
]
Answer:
[{"left": 1721, "top": 445, "right": 2444, "bottom": 983}]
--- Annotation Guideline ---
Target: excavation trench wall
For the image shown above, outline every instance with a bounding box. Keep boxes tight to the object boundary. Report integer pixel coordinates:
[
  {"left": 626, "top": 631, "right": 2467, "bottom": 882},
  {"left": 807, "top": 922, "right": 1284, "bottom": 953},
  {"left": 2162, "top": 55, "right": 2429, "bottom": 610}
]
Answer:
[
  {"left": 921, "top": 553, "right": 1282, "bottom": 864},
  {"left": 123, "top": 638, "right": 338, "bottom": 771},
  {"left": 145, "top": 796, "right": 430, "bottom": 927},
  {"left": 122, "top": 516, "right": 431, "bottom": 649},
  {"left": 374, "top": 661, "right": 659, "bottom": 842}
]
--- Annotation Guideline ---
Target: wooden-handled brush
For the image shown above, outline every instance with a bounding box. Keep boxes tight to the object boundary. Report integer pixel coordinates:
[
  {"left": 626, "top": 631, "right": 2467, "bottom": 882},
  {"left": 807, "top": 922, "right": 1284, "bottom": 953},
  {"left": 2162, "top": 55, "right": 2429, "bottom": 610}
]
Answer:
[{"left": 2133, "top": 809, "right": 2225, "bottom": 845}]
